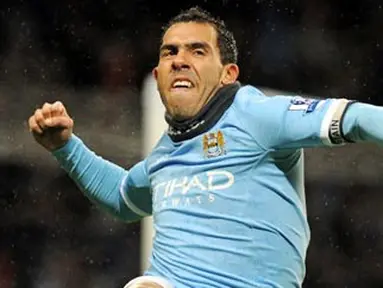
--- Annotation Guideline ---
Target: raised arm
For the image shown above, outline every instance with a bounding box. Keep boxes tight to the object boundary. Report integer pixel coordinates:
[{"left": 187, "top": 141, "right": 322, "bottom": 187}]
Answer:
[
  {"left": 342, "top": 102, "right": 383, "bottom": 144},
  {"left": 28, "top": 101, "right": 152, "bottom": 222},
  {"left": 236, "top": 86, "right": 354, "bottom": 150}
]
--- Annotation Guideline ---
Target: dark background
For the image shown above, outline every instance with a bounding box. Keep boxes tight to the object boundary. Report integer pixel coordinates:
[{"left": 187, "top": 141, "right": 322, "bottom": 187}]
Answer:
[{"left": 1, "top": 0, "right": 383, "bottom": 287}]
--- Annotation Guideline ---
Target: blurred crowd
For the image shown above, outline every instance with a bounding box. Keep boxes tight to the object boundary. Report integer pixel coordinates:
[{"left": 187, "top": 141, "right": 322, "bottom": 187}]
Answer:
[{"left": 1, "top": 0, "right": 383, "bottom": 287}]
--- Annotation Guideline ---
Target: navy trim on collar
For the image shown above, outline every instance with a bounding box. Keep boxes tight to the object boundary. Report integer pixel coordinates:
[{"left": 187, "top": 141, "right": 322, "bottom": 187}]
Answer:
[{"left": 165, "top": 82, "right": 241, "bottom": 142}]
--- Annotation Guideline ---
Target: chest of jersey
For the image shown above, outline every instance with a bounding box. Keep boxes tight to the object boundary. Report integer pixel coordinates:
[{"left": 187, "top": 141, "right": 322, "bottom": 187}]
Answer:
[{"left": 146, "top": 123, "right": 264, "bottom": 215}]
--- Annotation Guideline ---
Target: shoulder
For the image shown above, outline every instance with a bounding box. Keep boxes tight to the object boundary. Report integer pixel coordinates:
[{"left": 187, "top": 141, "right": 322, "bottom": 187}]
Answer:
[
  {"left": 232, "top": 85, "right": 265, "bottom": 111},
  {"left": 146, "top": 133, "right": 173, "bottom": 156},
  {"left": 144, "top": 133, "right": 175, "bottom": 167},
  {"left": 233, "top": 84, "right": 294, "bottom": 114},
  {"left": 236, "top": 85, "right": 266, "bottom": 100}
]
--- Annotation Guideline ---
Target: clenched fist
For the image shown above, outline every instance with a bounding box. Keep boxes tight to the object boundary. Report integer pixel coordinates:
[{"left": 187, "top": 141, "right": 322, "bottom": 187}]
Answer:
[{"left": 28, "top": 101, "right": 74, "bottom": 151}]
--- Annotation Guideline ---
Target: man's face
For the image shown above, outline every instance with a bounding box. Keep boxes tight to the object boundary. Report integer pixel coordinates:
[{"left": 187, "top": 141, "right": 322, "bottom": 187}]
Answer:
[{"left": 153, "top": 22, "right": 238, "bottom": 120}]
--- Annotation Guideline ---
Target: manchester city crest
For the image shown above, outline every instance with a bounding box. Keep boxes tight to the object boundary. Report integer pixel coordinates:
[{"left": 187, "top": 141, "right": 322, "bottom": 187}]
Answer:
[{"left": 202, "top": 130, "right": 226, "bottom": 158}]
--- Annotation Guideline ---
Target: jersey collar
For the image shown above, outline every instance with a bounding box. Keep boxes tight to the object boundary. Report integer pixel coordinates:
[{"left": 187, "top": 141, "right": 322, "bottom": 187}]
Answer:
[{"left": 165, "top": 82, "right": 241, "bottom": 142}]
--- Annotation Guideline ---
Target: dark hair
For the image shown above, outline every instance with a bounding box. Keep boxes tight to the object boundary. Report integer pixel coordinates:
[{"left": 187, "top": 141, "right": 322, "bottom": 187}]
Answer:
[{"left": 162, "top": 7, "right": 238, "bottom": 64}]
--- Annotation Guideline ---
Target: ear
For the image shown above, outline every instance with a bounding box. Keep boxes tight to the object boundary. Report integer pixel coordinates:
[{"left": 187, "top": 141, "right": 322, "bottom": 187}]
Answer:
[
  {"left": 221, "top": 64, "right": 239, "bottom": 85},
  {"left": 152, "top": 67, "right": 159, "bottom": 80}
]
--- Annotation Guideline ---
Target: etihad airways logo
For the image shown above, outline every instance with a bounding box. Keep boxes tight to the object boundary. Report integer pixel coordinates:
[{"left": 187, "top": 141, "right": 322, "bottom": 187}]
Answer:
[{"left": 152, "top": 170, "right": 235, "bottom": 210}]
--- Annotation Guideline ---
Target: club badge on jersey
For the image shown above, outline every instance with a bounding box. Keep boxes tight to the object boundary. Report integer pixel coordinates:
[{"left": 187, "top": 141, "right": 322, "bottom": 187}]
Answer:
[
  {"left": 203, "top": 130, "right": 226, "bottom": 158},
  {"left": 288, "top": 96, "right": 324, "bottom": 113}
]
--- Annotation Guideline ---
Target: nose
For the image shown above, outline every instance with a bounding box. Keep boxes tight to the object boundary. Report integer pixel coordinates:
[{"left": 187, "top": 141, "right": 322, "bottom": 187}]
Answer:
[{"left": 171, "top": 50, "right": 190, "bottom": 71}]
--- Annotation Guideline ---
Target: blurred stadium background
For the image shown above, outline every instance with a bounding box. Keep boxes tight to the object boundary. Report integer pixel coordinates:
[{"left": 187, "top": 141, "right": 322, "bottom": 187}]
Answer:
[{"left": 1, "top": 0, "right": 383, "bottom": 287}]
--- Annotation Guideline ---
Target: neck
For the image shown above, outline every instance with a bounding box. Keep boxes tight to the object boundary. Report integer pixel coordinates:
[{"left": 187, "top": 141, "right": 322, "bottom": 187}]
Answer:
[{"left": 165, "top": 81, "right": 241, "bottom": 142}]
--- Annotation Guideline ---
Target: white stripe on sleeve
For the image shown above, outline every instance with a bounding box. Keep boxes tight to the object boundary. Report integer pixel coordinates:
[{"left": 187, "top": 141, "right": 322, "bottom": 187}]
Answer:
[{"left": 119, "top": 174, "right": 151, "bottom": 217}]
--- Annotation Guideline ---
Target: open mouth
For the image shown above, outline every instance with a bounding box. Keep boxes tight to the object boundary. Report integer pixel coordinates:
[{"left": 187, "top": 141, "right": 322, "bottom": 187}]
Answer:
[{"left": 171, "top": 80, "right": 193, "bottom": 89}]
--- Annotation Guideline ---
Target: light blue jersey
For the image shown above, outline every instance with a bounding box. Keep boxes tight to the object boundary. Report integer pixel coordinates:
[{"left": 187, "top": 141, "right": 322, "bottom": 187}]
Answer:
[{"left": 52, "top": 84, "right": 382, "bottom": 287}]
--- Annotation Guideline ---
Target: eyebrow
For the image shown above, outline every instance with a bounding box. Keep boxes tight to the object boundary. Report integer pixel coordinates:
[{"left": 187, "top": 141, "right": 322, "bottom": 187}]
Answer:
[{"left": 159, "top": 41, "right": 210, "bottom": 53}]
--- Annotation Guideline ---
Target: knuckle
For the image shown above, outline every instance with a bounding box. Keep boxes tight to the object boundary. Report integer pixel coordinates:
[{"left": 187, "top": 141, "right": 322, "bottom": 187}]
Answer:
[
  {"left": 28, "top": 116, "right": 35, "bottom": 125},
  {"left": 28, "top": 120, "right": 37, "bottom": 129},
  {"left": 35, "top": 109, "right": 42, "bottom": 117},
  {"left": 53, "top": 102, "right": 62, "bottom": 111},
  {"left": 42, "top": 104, "right": 51, "bottom": 112}
]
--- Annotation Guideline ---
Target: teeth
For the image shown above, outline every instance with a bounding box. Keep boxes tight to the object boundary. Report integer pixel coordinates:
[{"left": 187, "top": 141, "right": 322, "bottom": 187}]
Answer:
[{"left": 173, "top": 80, "right": 192, "bottom": 88}]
